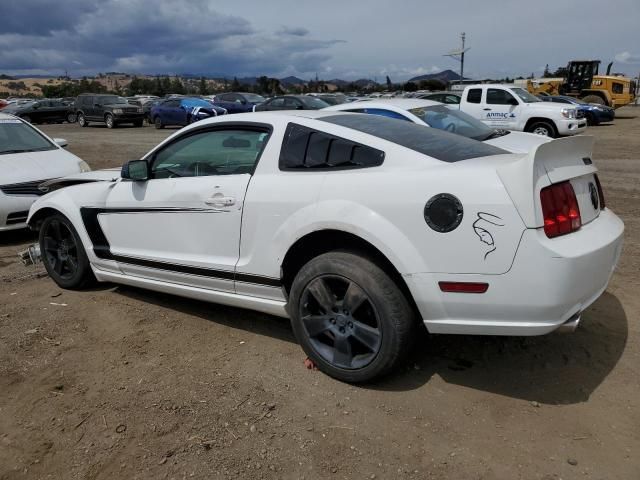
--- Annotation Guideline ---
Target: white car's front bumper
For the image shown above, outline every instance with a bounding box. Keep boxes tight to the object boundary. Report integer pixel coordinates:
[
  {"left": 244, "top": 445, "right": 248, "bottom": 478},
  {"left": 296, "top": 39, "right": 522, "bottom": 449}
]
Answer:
[
  {"left": 556, "top": 118, "right": 588, "bottom": 136},
  {"left": 406, "top": 209, "right": 624, "bottom": 336},
  {"left": 0, "top": 193, "right": 38, "bottom": 231}
]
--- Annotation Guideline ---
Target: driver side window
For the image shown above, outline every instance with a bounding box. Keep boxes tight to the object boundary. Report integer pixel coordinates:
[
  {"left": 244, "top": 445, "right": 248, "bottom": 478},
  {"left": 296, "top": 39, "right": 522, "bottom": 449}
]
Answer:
[
  {"left": 151, "top": 129, "right": 270, "bottom": 179},
  {"left": 487, "top": 89, "right": 517, "bottom": 105}
]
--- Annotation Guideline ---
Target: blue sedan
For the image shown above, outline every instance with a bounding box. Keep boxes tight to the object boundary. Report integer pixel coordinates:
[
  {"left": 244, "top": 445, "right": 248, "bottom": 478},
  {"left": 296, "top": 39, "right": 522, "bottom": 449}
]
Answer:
[
  {"left": 211, "top": 92, "right": 266, "bottom": 113},
  {"left": 540, "top": 95, "right": 615, "bottom": 125},
  {"left": 150, "top": 98, "right": 227, "bottom": 129}
]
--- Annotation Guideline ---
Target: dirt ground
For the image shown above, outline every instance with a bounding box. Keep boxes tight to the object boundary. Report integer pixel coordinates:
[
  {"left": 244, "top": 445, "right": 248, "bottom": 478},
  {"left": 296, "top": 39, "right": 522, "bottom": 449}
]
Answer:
[{"left": 1, "top": 112, "right": 639, "bottom": 480}]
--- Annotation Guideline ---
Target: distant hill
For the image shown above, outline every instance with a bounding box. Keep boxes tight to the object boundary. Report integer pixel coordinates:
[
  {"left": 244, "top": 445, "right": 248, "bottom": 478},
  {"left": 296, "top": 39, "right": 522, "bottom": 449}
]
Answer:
[
  {"left": 408, "top": 69, "right": 466, "bottom": 83},
  {"left": 280, "top": 76, "right": 306, "bottom": 85}
]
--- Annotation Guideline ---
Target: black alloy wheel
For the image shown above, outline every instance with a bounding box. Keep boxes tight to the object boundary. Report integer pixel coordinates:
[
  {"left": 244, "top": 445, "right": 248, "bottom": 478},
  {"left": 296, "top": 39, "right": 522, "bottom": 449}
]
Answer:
[
  {"left": 39, "top": 214, "right": 94, "bottom": 289},
  {"left": 300, "top": 275, "right": 382, "bottom": 370}
]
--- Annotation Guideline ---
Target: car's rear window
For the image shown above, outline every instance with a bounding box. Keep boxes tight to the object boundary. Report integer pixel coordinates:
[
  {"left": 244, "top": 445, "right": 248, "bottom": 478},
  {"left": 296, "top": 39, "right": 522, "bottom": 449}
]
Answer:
[{"left": 320, "top": 114, "right": 507, "bottom": 162}]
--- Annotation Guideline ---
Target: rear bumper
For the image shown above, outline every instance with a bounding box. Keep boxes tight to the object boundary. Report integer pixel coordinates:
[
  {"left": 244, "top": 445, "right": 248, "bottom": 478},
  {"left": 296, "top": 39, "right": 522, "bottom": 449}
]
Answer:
[
  {"left": 406, "top": 209, "right": 624, "bottom": 336},
  {"left": 556, "top": 118, "right": 588, "bottom": 135}
]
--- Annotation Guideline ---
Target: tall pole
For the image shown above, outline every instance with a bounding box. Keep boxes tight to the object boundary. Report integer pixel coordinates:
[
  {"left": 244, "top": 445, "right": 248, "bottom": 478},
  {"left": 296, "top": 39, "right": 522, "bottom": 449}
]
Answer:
[{"left": 460, "top": 33, "right": 466, "bottom": 86}]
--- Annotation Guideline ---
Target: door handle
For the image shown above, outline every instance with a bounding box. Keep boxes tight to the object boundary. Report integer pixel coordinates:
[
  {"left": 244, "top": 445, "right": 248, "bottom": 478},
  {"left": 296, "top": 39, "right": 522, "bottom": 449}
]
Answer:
[
  {"left": 205, "top": 195, "right": 236, "bottom": 208},
  {"left": 483, "top": 108, "right": 492, "bottom": 111}
]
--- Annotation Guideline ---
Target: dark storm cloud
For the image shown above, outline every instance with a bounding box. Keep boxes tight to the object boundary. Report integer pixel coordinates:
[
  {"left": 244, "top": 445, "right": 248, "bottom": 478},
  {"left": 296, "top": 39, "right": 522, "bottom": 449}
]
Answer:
[
  {"left": 0, "top": 0, "right": 97, "bottom": 35},
  {"left": 0, "top": 0, "right": 342, "bottom": 77},
  {"left": 278, "top": 26, "right": 310, "bottom": 36}
]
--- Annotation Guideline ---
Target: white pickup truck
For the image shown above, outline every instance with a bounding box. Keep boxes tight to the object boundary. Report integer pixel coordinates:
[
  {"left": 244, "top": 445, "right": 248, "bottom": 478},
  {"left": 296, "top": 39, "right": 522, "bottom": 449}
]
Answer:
[{"left": 458, "top": 84, "right": 587, "bottom": 138}]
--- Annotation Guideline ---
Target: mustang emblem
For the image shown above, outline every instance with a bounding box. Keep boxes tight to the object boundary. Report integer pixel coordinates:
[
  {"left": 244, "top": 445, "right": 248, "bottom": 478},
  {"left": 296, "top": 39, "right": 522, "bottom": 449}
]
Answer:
[{"left": 473, "top": 212, "right": 505, "bottom": 260}]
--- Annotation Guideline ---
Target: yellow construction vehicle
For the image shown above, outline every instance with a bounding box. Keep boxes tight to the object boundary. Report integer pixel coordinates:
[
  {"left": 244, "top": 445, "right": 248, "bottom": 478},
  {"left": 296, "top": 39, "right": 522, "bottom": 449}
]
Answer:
[{"left": 528, "top": 60, "right": 636, "bottom": 109}]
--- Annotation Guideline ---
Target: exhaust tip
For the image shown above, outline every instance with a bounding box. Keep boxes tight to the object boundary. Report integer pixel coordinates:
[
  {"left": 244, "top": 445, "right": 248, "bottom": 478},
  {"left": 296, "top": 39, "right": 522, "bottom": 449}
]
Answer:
[{"left": 555, "top": 312, "right": 581, "bottom": 333}]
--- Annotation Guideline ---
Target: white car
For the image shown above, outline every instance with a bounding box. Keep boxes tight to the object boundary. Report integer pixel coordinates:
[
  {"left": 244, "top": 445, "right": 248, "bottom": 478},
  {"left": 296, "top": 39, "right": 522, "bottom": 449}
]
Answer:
[
  {"left": 27, "top": 111, "right": 623, "bottom": 382},
  {"left": 323, "top": 98, "right": 552, "bottom": 153},
  {"left": 0, "top": 113, "right": 90, "bottom": 231},
  {"left": 458, "top": 84, "right": 588, "bottom": 137}
]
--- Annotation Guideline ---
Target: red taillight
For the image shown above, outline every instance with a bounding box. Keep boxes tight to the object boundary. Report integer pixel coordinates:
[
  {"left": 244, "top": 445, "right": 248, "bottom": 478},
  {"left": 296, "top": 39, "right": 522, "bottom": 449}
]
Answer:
[
  {"left": 438, "top": 282, "right": 489, "bottom": 293},
  {"left": 594, "top": 174, "right": 605, "bottom": 209},
  {"left": 540, "top": 181, "right": 581, "bottom": 238}
]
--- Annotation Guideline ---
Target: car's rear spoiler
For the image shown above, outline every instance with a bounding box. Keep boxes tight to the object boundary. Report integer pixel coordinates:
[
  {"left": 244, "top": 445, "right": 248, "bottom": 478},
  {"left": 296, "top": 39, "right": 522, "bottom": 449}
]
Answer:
[{"left": 496, "top": 136, "right": 596, "bottom": 228}]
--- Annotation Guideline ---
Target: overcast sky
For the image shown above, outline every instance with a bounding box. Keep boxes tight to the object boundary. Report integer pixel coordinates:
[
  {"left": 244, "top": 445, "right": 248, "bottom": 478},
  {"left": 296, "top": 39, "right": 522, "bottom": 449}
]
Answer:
[{"left": 1, "top": 0, "right": 639, "bottom": 81}]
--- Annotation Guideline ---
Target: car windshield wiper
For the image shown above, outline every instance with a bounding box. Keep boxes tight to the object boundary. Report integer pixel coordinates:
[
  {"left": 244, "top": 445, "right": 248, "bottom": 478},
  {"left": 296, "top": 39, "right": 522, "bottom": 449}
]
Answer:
[
  {"left": 0, "top": 147, "right": 53, "bottom": 155},
  {"left": 482, "top": 130, "right": 510, "bottom": 141}
]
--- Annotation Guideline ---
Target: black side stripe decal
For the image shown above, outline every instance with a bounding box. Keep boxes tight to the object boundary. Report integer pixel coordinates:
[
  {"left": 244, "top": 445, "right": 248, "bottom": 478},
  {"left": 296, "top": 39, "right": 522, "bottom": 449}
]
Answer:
[{"left": 80, "top": 207, "right": 281, "bottom": 288}]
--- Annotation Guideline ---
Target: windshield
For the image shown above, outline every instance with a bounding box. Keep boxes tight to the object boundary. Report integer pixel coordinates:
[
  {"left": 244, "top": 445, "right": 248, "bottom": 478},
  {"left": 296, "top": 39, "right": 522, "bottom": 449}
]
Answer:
[
  {"left": 300, "top": 96, "right": 330, "bottom": 109},
  {"left": 98, "top": 96, "right": 128, "bottom": 105},
  {"left": 320, "top": 114, "right": 507, "bottom": 163},
  {"left": 0, "top": 119, "right": 55, "bottom": 154},
  {"left": 409, "top": 105, "right": 495, "bottom": 141},
  {"left": 560, "top": 96, "right": 584, "bottom": 104},
  {"left": 243, "top": 93, "right": 266, "bottom": 103},
  {"left": 181, "top": 98, "right": 212, "bottom": 108},
  {"left": 511, "top": 88, "right": 540, "bottom": 103}
]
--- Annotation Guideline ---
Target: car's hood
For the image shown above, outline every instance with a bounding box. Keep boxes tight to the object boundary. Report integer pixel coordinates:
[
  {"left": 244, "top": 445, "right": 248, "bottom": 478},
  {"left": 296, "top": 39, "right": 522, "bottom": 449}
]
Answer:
[
  {"left": 484, "top": 130, "right": 551, "bottom": 154},
  {"left": 39, "top": 168, "right": 121, "bottom": 192},
  {"left": 0, "top": 149, "right": 83, "bottom": 186}
]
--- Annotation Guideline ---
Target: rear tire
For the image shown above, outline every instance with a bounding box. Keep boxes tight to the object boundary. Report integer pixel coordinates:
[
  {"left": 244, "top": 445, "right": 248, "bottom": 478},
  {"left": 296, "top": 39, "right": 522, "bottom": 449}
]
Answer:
[
  {"left": 526, "top": 120, "right": 556, "bottom": 138},
  {"left": 289, "top": 251, "right": 416, "bottom": 383},
  {"left": 78, "top": 113, "right": 89, "bottom": 127},
  {"left": 66, "top": 113, "right": 77, "bottom": 123},
  {"left": 154, "top": 117, "right": 164, "bottom": 129},
  {"left": 39, "top": 214, "right": 95, "bottom": 290}
]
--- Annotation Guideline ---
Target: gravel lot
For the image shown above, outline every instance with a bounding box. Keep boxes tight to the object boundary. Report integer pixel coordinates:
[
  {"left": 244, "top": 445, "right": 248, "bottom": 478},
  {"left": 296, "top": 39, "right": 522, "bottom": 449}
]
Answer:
[{"left": 1, "top": 111, "right": 639, "bottom": 479}]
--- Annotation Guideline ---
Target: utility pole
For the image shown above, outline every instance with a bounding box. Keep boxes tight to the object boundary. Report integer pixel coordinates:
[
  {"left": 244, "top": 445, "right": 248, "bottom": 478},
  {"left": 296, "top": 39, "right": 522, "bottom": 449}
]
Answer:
[{"left": 444, "top": 32, "right": 470, "bottom": 88}]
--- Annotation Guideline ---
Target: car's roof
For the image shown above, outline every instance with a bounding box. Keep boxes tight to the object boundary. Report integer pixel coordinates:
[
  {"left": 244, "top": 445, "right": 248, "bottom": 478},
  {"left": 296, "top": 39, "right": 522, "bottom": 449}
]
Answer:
[
  {"left": 325, "top": 98, "right": 442, "bottom": 111},
  {"left": 418, "top": 91, "right": 459, "bottom": 96},
  {"left": 0, "top": 112, "right": 20, "bottom": 120}
]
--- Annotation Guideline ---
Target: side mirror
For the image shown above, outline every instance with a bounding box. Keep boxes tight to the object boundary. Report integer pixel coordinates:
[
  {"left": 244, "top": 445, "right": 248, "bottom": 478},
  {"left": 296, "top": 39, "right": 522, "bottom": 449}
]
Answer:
[
  {"left": 121, "top": 160, "right": 149, "bottom": 181},
  {"left": 33, "top": 104, "right": 40, "bottom": 109},
  {"left": 94, "top": 103, "right": 101, "bottom": 108},
  {"left": 509, "top": 98, "right": 519, "bottom": 106},
  {"left": 53, "top": 138, "right": 68, "bottom": 148}
]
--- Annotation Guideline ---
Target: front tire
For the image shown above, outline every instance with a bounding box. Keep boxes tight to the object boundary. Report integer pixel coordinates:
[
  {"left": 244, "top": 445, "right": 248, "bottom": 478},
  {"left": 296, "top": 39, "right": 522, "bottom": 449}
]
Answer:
[
  {"left": 105, "top": 113, "right": 115, "bottom": 129},
  {"left": 78, "top": 113, "right": 89, "bottom": 127},
  {"left": 289, "top": 251, "right": 415, "bottom": 383},
  {"left": 154, "top": 116, "right": 164, "bottom": 129},
  {"left": 526, "top": 120, "right": 556, "bottom": 137},
  {"left": 39, "top": 214, "right": 95, "bottom": 289}
]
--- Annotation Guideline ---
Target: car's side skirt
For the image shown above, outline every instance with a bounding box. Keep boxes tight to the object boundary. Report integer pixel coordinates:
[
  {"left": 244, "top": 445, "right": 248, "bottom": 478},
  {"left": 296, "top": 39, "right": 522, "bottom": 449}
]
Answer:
[{"left": 93, "top": 265, "right": 289, "bottom": 318}]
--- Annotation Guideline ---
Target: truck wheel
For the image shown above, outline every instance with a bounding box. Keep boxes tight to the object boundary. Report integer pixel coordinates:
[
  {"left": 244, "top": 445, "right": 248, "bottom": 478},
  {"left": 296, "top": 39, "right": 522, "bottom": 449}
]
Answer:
[
  {"left": 154, "top": 117, "right": 164, "bottom": 129},
  {"left": 105, "top": 114, "right": 115, "bottom": 129},
  {"left": 78, "top": 113, "right": 89, "bottom": 127},
  {"left": 66, "top": 113, "right": 77, "bottom": 123},
  {"left": 582, "top": 95, "right": 606, "bottom": 106},
  {"left": 527, "top": 121, "right": 556, "bottom": 137},
  {"left": 288, "top": 251, "right": 415, "bottom": 383},
  {"left": 39, "top": 214, "right": 95, "bottom": 290}
]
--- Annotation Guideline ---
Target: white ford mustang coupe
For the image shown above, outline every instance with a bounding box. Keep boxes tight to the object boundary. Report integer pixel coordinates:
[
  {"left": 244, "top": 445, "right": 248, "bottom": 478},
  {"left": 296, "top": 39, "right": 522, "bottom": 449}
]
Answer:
[{"left": 27, "top": 111, "right": 623, "bottom": 382}]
